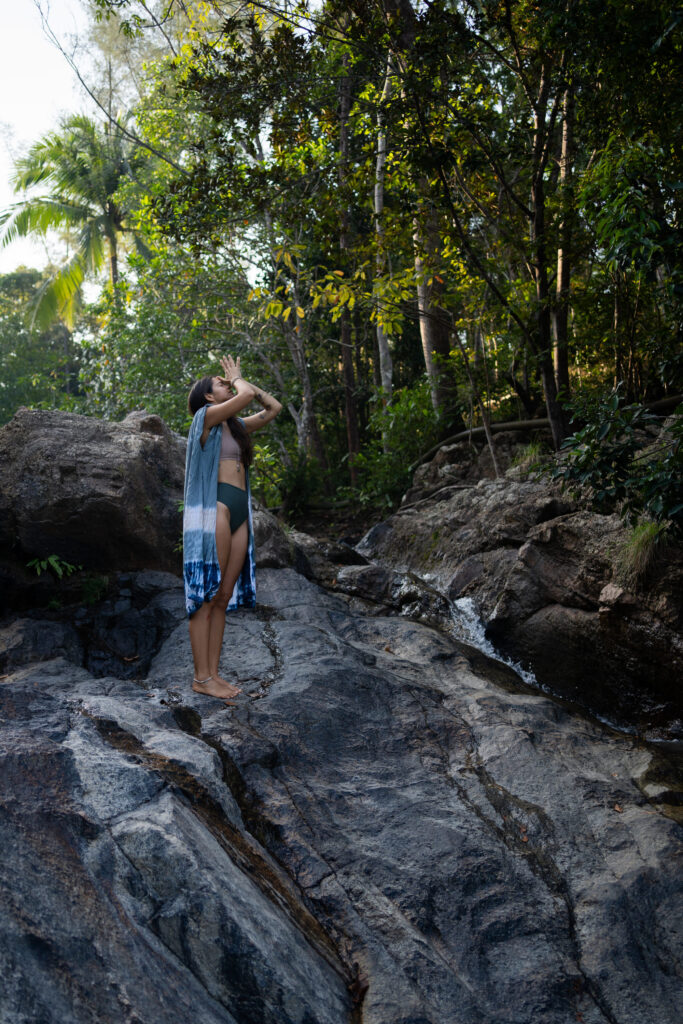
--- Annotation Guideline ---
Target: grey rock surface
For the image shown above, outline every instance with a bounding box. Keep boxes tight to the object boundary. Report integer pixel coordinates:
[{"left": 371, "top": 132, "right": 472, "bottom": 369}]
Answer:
[
  {"left": 0, "top": 408, "right": 186, "bottom": 589},
  {"left": 1, "top": 567, "right": 681, "bottom": 1024},
  {"left": 403, "top": 429, "right": 550, "bottom": 505},
  {"left": 358, "top": 477, "right": 683, "bottom": 738}
]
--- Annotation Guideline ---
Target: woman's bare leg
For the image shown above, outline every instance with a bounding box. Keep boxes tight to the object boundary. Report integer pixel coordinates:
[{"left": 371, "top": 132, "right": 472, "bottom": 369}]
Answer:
[
  {"left": 188, "top": 602, "right": 212, "bottom": 679},
  {"left": 208, "top": 519, "right": 249, "bottom": 689},
  {"left": 187, "top": 504, "right": 239, "bottom": 700}
]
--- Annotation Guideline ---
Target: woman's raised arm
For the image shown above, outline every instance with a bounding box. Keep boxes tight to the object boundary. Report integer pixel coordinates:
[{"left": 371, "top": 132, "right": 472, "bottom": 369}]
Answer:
[
  {"left": 202, "top": 378, "right": 255, "bottom": 430},
  {"left": 240, "top": 381, "right": 283, "bottom": 433}
]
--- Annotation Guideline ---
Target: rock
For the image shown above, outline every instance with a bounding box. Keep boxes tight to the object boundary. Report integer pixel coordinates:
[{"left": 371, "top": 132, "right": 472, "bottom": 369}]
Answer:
[
  {"left": 0, "top": 667, "right": 350, "bottom": 1024},
  {"left": 402, "top": 429, "right": 551, "bottom": 505},
  {"left": 0, "top": 618, "right": 82, "bottom": 673},
  {"left": 251, "top": 506, "right": 316, "bottom": 579},
  {"left": 0, "top": 409, "right": 186, "bottom": 597},
  {"left": 486, "top": 513, "right": 683, "bottom": 735},
  {"left": 0, "top": 571, "right": 187, "bottom": 680},
  {"left": 1, "top": 567, "right": 681, "bottom": 1024},
  {"left": 358, "top": 477, "right": 683, "bottom": 738},
  {"left": 333, "top": 562, "right": 451, "bottom": 627},
  {"left": 0, "top": 405, "right": 347, "bottom": 613}
]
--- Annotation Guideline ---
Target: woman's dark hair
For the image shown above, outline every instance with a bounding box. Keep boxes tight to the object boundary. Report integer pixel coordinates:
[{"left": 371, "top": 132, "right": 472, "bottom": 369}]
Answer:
[
  {"left": 188, "top": 376, "right": 215, "bottom": 416},
  {"left": 187, "top": 375, "right": 253, "bottom": 468}
]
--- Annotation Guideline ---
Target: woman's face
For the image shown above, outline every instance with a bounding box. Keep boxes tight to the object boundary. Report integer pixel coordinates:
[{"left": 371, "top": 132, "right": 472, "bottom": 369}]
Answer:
[{"left": 206, "top": 377, "right": 232, "bottom": 404}]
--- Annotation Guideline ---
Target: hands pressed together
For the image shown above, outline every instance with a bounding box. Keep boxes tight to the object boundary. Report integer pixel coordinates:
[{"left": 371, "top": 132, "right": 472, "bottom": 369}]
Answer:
[
  {"left": 216, "top": 353, "right": 282, "bottom": 420},
  {"left": 218, "top": 354, "right": 251, "bottom": 393}
]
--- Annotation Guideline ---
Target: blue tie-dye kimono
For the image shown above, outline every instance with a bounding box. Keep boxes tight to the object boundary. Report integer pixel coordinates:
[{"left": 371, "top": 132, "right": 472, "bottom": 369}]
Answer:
[{"left": 182, "top": 406, "right": 256, "bottom": 618}]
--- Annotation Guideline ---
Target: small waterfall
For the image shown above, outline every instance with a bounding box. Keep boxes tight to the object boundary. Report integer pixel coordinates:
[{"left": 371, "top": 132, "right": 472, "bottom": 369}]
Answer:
[{"left": 448, "top": 595, "right": 539, "bottom": 688}]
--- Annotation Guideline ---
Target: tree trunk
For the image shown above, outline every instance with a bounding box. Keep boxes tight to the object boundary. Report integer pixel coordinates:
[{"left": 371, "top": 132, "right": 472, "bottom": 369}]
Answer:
[
  {"left": 339, "top": 56, "right": 360, "bottom": 484},
  {"left": 374, "top": 56, "right": 394, "bottom": 401},
  {"left": 284, "top": 329, "right": 328, "bottom": 469},
  {"left": 613, "top": 270, "right": 623, "bottom": 388},
  {"left": 414, "top": 210, "right": 463, "bottom": 430},
  {"left": 109, "top": 237, "right": 118, "bottom": 288},
  {"left": 530, "top": 67, "right": 569, "bottom": 448},
  {"left": 452, "top": 330, "right": 501, "bottom": 478},
  {"left": 255, "top": 146, "right": 327, "bottom": 470},
  {"left": 552, "top": 83, "right": 574, "bottom": 397}
]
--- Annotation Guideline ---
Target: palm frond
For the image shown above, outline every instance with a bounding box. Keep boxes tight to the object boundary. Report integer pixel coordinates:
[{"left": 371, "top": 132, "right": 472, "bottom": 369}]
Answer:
[
  {"left": 77, "top": 221, "right": 106, "bottom": 277},
  {"left": 0, "top": 197, "right": 92, "bottom": 247},
  {"left": 29, "top": 255, "right": 86, "bottom": 331},
  {"left": 4, "top": 112, "right": 154, "bottom": 327}
]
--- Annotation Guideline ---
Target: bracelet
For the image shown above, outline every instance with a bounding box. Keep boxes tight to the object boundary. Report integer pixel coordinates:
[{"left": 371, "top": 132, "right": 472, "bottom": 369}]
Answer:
[{"left": 231, "top": 376, "right": 244, "bottom": 386}]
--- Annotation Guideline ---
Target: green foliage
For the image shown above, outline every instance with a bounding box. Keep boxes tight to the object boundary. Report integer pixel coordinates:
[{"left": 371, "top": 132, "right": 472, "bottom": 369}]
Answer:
[
  {"left": 76, "top": 248, "right": 255, "bottom": 431},
  {"left": 0, "top": 115, "right": 150, "bottom": 328},
  {"left": 349, "top": 381, "right": 442, "bottom": 510},
  {"left": 277, "top": 451, "right": 327, "bottom": 517},
  {"left": 27, "top": 554, "right": 80, "bottom": 579},
  {"left": 551, "top": 391, "right": 683, "bottom": 532},
  {"left": 615, "top": 520, "right": 670, "bottom": 586},
  {"left": 80, "top": 573, "right": 110, "bottom": 606},
  {"left": 3, "top": 0, "right": 682, "bottom": 514},
  {"left": 580, "top": 135, "right": 678, "bottom": 278},
  {"left": 0, "top": 269, "right": 84, "bottom": 424},
  {"left": 510, "top": 440, "right": 548, "bottom": 479},
  {"left": 251, "top": 441, "right": 287, "bottom": 509}
]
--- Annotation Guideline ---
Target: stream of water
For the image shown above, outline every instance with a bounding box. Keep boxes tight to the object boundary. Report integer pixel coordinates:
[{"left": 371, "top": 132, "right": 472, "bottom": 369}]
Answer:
[
  {"left": 447, "top": 595, "right": 538, "bottom": 687},
  {"left": 445, "top": 591, "right": 681, "bottom": 746}
]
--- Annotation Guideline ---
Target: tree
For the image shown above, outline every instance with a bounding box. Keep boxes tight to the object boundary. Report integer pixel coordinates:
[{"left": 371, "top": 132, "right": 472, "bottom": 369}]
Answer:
[
  {"left": 73, "top": 0, "right": 683, "bottom": 508},
  {"left": 0, "top": 268, "right": 82, "bottom": 424},
  {"left": 0, "top": 115, "right": 149, "bottom": 327}
]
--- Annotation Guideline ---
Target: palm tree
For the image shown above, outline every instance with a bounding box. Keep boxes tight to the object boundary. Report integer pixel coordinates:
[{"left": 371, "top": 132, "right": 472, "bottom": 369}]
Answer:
[{"left": 0, "top": 114, "right": 149, "bottom": 327}]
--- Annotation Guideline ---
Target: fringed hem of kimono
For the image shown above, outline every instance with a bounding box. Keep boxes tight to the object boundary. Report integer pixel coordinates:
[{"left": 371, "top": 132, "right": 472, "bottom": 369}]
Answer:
[{"left": 182, "top": 407, "right": 256, "bottom": 618}]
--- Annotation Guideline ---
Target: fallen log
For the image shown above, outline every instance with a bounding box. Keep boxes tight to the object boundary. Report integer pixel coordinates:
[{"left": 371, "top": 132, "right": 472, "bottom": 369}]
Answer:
[
  {"left": 409, "top": 394, "right": 682, "bottom": 473},
  {"left": 410, "top": 418, "right": 550, "bottom": 472}
]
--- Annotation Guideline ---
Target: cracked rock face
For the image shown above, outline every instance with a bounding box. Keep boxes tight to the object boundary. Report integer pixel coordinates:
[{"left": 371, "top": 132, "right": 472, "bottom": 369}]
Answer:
[{"left": 1, "top": 568, "right": 681, "bottom": 1024}]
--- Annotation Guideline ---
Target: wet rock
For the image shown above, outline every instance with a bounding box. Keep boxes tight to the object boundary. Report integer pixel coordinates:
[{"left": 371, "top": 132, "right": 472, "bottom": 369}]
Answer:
[
  {"left": 333, "top": 562, "right": 451, "bottom": 627},
  {"left": 358, "top": 476, "right": 683, "bottom": 738},
  {"left": 1, "top": 567, "right": 680, "bottom": 1024},
  {"left": 486, "top": 513, "right": 683, "bottom": 735}
]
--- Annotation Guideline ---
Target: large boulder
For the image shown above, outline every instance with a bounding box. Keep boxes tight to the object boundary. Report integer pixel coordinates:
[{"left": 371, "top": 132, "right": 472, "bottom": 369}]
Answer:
[
  {"left": 358, "top": 476, "right": 683, "bottom": 738},
  {"left": 0, "top": 408, "right": 320, "bottom": 614},
  {"left": 0, "top": 408, "right": 186, "bottom": 591},
  {"left": 1, "top": 567, "right": 681, "bottom": 1024}
]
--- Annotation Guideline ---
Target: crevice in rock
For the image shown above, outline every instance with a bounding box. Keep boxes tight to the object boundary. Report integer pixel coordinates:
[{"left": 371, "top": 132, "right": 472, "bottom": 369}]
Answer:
[
  {"left": 83, "top": 707, "right": 356, "bottom": 1002},
  {"left": 166, "top": 701, "right": 372, "bottom": 1019},
  {"left": 468, "top": 761, "right": 624, "bottom": 1024},
  {"left": 247, "top": 609, "right": 284, "bottom": 701}
]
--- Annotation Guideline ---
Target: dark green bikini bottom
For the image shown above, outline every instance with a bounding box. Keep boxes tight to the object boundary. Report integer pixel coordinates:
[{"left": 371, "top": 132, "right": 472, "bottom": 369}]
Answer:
[{"left": 216, "top": 482, "right": 248, "bottom": 533}]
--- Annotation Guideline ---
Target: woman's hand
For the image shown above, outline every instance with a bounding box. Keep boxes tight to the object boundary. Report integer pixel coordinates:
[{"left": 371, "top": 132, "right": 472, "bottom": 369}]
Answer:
[{"left": 220, "top": 354, "right": 241, "bottom": 387}]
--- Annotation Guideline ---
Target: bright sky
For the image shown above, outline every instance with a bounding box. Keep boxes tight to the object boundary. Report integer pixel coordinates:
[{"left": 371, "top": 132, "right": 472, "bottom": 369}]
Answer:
[{"left": 0, "top": 0, "right": 91, "bottom": 274}]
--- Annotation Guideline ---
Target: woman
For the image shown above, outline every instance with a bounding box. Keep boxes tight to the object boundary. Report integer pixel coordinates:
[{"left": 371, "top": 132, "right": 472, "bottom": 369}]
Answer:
[{"left": 183, "top": 354, "right": 282, "bottom": 701}]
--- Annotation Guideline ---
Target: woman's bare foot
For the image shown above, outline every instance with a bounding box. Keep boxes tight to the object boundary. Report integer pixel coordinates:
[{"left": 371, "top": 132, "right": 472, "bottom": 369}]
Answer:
[
  {"left": 211, "top": 672, "right": 242, "bottom": 698},
  {"left": 192, "top": 675, "right": 241, "bottom": 701}
]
